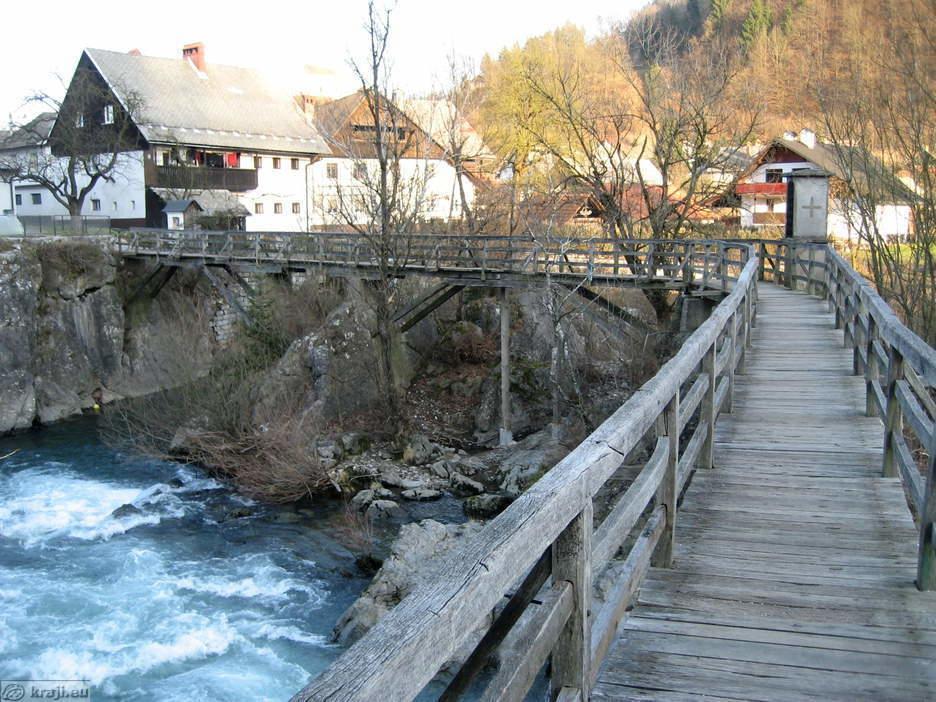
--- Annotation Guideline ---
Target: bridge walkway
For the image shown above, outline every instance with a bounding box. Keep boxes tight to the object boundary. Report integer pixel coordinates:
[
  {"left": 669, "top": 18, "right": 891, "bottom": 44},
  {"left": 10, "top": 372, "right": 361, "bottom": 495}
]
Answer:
[{"left": 592, "top": 283, "right": 936, "bottom": 701}]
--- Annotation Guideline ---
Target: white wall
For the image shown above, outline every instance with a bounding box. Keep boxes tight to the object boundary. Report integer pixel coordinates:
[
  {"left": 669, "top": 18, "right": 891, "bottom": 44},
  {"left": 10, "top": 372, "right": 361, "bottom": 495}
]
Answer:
[
  {"left": 8, "top": 149, "right": 146, "bottom": 221},
  {"left": 240, "top": 154, "right": 311, "bottom": 232},
  {"left": 307, "top": 156, "right": 474, "bottom": 228}
]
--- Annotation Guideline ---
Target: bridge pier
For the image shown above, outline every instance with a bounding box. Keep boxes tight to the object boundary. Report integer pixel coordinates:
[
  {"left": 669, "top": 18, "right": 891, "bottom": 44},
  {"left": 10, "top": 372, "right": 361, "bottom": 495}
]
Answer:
[{"left": 499, "top": 288, "right": 513, "bottom": 446}]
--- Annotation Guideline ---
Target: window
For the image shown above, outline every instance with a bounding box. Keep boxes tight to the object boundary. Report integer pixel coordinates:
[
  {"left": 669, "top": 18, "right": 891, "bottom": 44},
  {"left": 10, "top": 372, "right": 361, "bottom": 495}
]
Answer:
[
  {"left": 272, "top": 157, "right": 281, "bottom": 169},
  {"left": 15, "top": 194, "right": 22, "bottom": 206},
  {"left": 254, "top": 202, "right": 264, "bottom": 214},
  {"left": 112, "top": 201, "right": 118, "bottom": 212},
  {"left": 91, "top": 198, "right": 101, "bottom": 211},
  {"left": 291, "top": 158, "right": 300, "bottom": 170},
  {"left": 326, "top": 162, "right": 338, "bottom": 179},
  {"left": 254, "top": 156, "right": 263, "bottom": 169},
  {"left": 353, "top": 162, "right": 367, "bottom": 181},
  {"left": 162, "top": 151, "right": 170, "bottom": 166},
  {"left": 172, "top": 216, "right": 181, "bottom": 228},
  {"left": 103, "top": 104, "right": 115, "bottom": 125},
  {"left": 291, "top": 202, "right": 301, "bottom": 214},
  {"left": 75, "top": 113, "right": 84, "bottom": 128},
  {"left": 274, "top": 202, "right": 283, "bottom": 214},
  {"left": 765, "top": 168, "right": 783, "bottom": 183},
  {"left": 32, "top": 193, "right": 42, "bottom": 205}
]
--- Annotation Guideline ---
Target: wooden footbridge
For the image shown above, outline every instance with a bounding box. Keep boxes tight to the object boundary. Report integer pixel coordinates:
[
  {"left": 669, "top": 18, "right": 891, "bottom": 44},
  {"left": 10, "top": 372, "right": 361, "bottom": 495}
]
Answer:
[{"left": 114, "top": 232, "right": 935, "bottom": 700}]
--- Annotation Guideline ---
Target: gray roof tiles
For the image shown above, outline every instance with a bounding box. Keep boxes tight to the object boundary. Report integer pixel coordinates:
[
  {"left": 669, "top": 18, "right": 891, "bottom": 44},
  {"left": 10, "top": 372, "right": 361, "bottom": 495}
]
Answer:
[{"left": 85, "top": 48, "right": 331, "bottom": 156}]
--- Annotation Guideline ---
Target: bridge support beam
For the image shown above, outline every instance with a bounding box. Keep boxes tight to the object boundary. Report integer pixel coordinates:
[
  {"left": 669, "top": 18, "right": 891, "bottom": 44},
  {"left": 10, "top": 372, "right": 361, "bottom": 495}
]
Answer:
[{"left": 499, "top": 288, "right": 513, "bottom": 446}]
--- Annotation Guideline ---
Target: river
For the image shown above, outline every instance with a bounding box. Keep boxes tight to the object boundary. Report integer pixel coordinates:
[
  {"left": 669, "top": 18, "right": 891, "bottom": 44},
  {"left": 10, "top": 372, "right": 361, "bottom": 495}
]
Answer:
[{"left": 0, "top": 418, "right": 372, "bottom": 701}]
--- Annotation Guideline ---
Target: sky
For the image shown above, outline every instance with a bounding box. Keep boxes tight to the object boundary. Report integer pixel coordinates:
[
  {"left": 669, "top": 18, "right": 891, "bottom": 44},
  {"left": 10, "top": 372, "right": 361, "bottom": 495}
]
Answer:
[{"left": 0, "top": 0, "right": 650, "bottom": 123}]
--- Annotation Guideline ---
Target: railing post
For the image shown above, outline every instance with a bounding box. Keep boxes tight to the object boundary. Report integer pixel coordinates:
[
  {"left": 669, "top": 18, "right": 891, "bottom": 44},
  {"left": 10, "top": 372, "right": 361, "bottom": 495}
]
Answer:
[
  {"left": 682, "top": 243, "right": 694, "bottom": 288},
  {"left": 853, "top": 297, "right": 867, "bottom": 376},
  {"left": 807, "top": 245, "right": 816, "bottom": 295},
  {"left": 653, "top": 391, "right": 680, "bottom": 568},
  {"left": 726, "top": 311, "right": 737, "bottom": 413},
  {"left": 881, "top": 344, "right": 904, "bottom": 478},
  {"left": 919, "top": 450, "right": 936, "bottom": 590},
  {"left": 718, "top": 243, "right": 727, "bottom": 293},
  {"left": 784, "top": 241, "right": 793, "bottom": 289},
  {"left": 758, "top": 242, "right": 766, "bottom": 281},
  {"left": 864, "top": 314, "right": 880, "bottom": 417},
  {"left": 700, "top": 343, "right": 717, "bottom": 470},
  {"left": 737, "top": 296, "right": 749, "bottom": 375},
  {"left": 551, "top": 499, "right": 592, "bottom": 698}
]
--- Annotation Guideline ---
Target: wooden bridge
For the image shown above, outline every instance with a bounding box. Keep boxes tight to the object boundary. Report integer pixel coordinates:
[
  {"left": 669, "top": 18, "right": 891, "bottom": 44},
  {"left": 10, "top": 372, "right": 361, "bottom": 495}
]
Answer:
[{"left": 115, "top": 231, "right": 935, "bottom": 700}]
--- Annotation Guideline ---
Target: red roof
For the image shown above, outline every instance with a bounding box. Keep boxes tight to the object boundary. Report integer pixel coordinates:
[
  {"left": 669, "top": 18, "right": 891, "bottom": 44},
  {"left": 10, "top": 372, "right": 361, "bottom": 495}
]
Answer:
[{"left": 736, "top": 182, "right": 787, "bottom": 196}]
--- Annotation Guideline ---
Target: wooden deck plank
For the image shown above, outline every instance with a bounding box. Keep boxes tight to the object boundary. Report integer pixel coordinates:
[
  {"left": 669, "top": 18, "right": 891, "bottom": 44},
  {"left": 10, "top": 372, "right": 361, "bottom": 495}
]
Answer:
[{"left": 593, "top": 284, "right": 936, "bottom": 701}]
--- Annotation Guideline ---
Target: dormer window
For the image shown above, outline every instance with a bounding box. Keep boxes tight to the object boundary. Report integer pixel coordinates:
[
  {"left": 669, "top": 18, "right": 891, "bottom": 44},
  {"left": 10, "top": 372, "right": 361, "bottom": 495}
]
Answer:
[
  {"left": 103, "top": 104, "right": 115, "bottom": 125},
  {"left": 75, "top": 113, "right": 85, "bottom": 128}
]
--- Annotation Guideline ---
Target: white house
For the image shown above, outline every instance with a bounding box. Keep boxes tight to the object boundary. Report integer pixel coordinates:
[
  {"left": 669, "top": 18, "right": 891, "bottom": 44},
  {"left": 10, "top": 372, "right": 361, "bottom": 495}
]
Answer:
[
  {"left": 3, "top": 45, "right": 481, "bottom": 233},
  {"left": 736, "top": 129, "right": 914, "bottom": 241},
  {"left": 305, "top": 91, "right": 478, "bottom": 229}
]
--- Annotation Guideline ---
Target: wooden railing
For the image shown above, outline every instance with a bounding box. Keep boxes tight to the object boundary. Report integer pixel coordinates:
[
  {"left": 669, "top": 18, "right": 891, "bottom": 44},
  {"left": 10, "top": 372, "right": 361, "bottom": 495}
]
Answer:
[
  {"left": 808, "top": 247, "right": 933, "bottom": 590},
  {"left": 729, "top": 238, "right": 934, "bottom": 591},
  {"left": 289, "top": 247, "right": 760, "bottom": 702},
  {"left": 114, "top": 230, "right": 750, "bottom": 292}
]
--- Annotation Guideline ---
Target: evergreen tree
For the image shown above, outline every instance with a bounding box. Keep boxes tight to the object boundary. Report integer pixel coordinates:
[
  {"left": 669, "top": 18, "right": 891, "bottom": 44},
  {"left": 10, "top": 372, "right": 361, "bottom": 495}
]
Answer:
[
  {"left": 740, "top": 0, "right": 772, "bottom": 50},
  {"left": 710, "top": 0, "right": 731, "bottom": 25}
]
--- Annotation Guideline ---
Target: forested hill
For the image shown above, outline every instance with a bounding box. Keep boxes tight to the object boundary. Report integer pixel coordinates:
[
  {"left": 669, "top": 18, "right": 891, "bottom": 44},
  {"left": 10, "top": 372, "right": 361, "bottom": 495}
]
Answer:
[{"left": 633, "top": 0, "right": 924, "bottom": 136}]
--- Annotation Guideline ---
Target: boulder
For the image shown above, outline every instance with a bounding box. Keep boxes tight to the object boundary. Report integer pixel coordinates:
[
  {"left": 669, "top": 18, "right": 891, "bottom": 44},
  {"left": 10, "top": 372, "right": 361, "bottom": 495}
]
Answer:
[
  {"left": 498, "top": 430, "right": 570, "bottom": 497},
  {"left": 464, "top": 493, "right": 513, "bottom": 519},
  {"left": 110, "top": 503, "right": 143, "bottom": 519},
  {"left": 402, "top": 433, "right": 435, "bottom": 466},
  {"left": 365, "top": 499, "right": 404, "bottom": 521},
  {"left": 332, "top": 519, "right": 482, "bottom": 645},
  {"left": 401, "top": 488, "right": 442, "bottom": 502},
  {"left": 340, "top": 432, "right": 369, "bottom": 456},
  {"left": 450, "top": 472, "right": 484, "bottom": 496}
]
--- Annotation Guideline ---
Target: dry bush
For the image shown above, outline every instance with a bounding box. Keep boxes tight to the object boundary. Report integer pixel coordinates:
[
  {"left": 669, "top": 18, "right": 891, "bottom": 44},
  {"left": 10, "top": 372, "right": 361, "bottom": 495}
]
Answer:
[{"left": 104, "top": 273, "right": 345, "bottom": 503}]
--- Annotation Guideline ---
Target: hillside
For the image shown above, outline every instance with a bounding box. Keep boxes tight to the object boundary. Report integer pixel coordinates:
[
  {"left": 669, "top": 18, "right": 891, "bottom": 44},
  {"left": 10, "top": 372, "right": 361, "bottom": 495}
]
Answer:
[{"left": 634, "top": 0, "right": 926, "bottom": 136}]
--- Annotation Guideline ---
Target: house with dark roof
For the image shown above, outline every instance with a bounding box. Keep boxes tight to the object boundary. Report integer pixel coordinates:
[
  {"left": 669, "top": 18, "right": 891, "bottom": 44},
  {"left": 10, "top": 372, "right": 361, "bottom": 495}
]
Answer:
[
  {"left": 5, "top": 44, "right": 334, "bottom": 230},
  {"left": 8, "top": 44, "right": 482, "bottom": 231},
  {"left": 0, "top": 113, "right": 56, "bottom": 216},
  {"left": 735, "top": 129, "right": 915, "bottom": 241}
]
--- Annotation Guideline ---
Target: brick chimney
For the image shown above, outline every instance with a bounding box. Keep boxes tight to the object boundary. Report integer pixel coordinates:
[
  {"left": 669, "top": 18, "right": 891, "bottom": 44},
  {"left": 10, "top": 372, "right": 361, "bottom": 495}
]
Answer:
[{"left": 182, "top": 42, "right": 206, "bottom": 72}]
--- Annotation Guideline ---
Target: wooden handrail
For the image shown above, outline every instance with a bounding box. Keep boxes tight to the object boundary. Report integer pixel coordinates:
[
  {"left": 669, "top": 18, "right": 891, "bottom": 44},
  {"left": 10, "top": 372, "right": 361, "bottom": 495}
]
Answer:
[
  {"left": 290, "top": 245, "right": 760, "bottom": 702},
  {"left": 814, "top": 245, "right": 935, "bottom": 591}
]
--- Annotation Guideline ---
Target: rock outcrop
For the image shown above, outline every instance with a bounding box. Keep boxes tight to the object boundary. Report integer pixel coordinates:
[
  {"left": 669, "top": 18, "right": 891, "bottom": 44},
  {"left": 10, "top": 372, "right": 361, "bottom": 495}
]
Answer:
[
  {"left": 332, "top": 518, "right": 482, "bottom": 645},
  {"left": 0, "top": 239, "right": 218, "bottom": 433}
]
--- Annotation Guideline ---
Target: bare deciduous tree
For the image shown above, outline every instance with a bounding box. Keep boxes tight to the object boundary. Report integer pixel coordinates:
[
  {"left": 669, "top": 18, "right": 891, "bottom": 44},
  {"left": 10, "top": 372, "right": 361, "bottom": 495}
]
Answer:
[
  {"left": 818, "top": 0, "right": 934, "bottom": 343},
  {"left": 325, "top": 1, "right": 436, "bottom": 432},
  {"left": 0, "top": 66, "right": 144, "bottom": 226}
]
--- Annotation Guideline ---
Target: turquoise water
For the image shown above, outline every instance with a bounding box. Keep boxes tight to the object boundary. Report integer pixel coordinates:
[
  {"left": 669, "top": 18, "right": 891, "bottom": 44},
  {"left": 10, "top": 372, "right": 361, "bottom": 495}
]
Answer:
[{"left": 0, "top": 419, "right": 369, "bottom": 701}]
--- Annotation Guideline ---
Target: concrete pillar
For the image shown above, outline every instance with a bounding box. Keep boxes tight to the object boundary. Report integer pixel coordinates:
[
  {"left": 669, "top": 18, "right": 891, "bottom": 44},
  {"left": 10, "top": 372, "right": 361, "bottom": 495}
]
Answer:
[{"left": 499, "top": 287, "right": 513, "bottom": 446}]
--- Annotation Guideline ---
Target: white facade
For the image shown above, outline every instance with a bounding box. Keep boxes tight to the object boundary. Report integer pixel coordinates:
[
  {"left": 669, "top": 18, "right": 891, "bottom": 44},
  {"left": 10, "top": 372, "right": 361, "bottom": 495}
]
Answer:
[
  {"left": 739, "top": 159, "right": 912, "bottom": 241},
  {"left": 307, "top": 156, "right": 475, "bottom": 228},
  {"left": 3, "top": 148, "right": 146, "bottom": 222}
]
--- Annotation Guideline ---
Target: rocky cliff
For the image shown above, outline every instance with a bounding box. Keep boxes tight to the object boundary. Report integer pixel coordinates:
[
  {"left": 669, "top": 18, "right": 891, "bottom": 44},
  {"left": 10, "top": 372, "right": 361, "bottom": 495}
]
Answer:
[{"left": 0, "top": 238, "right": 219, "bottom": 433}]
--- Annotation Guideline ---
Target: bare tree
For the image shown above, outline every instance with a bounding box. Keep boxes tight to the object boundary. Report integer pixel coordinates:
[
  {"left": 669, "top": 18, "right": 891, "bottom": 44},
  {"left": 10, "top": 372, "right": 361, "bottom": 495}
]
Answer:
[
  {"left": 818, "top": 0, "right": 935, "bottom": 343},
  {"left": 615, "top": 21, "right": 760, "bottom": 239},
  {"left": 0, "top": 66, "right": 144, "bottom": 227},
  {"left": 519, "top": 41, "right": 643, "bottom": 239},
  {"left": 325, "top": 1, "right": 436, "bottom": 432}
]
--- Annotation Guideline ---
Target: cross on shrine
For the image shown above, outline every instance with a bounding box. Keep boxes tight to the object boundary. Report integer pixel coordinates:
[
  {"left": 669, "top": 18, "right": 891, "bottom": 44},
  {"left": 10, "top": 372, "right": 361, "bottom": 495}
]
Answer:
[{"left": 802, "top": 196, "right": 823, "bottom": 219}]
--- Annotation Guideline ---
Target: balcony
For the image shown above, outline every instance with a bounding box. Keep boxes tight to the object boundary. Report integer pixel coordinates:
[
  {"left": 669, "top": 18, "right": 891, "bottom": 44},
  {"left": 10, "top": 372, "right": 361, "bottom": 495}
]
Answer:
[{"left": 145, "top": 163, "right": 259, "bottom": 192}]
